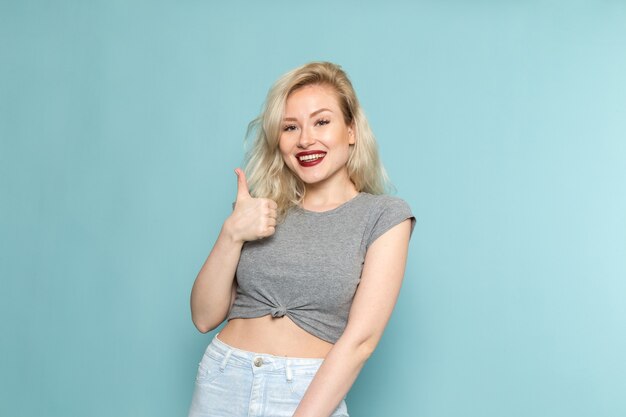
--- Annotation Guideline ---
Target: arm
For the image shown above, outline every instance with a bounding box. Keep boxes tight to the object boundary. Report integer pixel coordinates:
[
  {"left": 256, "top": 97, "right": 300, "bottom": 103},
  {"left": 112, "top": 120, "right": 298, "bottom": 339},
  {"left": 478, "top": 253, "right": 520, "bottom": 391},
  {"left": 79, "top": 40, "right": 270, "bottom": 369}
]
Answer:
[
  {"left": 293, "top": 219, "right": 413, "bottom": 417},
  {"left": 190, "top": 226, "right": 244, "bottom": 333},
  {"left": 190, "top": 169, "right": 277, "bottom": 333}
]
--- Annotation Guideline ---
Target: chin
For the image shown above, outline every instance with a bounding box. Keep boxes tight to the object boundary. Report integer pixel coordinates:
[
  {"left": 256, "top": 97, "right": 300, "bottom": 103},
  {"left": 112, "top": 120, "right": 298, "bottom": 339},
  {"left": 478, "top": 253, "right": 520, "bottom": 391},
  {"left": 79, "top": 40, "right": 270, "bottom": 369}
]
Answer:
[{"left": 299, "top": 172, "right": 327, "bottom": 184}]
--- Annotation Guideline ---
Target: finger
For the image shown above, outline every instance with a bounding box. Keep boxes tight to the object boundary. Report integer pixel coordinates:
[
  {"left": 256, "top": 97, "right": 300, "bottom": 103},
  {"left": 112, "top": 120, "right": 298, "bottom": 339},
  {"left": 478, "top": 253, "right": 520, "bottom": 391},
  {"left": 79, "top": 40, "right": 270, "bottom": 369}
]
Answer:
[
  {"left": 260, "top": 198, "right": 277, "bottom": 210},
  {"left": 234, "top": 168, "right": 251, "bottom": 201}
]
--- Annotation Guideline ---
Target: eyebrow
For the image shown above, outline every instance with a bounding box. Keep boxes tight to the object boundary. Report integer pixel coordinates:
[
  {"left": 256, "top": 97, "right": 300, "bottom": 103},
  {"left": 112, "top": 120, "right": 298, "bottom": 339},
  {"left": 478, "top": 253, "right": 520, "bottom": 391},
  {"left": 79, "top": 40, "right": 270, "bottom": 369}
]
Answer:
[{"left": 283, "top": 108, "right": 333, "bottom": 121}]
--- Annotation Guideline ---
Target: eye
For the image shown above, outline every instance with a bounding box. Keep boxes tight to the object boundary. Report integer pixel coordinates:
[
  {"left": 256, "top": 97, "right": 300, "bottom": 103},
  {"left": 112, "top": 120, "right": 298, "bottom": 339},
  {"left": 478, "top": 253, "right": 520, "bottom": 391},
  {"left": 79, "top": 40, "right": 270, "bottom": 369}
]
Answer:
[
  {"left": 315, "top": 119, "right": 330, "bottom": 127},
  {"left": 282, "top": 124, "right": 297, "bottom": 132}
]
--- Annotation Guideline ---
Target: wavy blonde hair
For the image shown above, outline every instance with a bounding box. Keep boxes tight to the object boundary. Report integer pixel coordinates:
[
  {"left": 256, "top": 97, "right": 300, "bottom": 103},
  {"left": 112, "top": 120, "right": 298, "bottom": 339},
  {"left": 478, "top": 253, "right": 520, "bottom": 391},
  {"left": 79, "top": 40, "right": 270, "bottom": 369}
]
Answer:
[{"left": 244, "top": 61, "right": 391, "bottom": 219}]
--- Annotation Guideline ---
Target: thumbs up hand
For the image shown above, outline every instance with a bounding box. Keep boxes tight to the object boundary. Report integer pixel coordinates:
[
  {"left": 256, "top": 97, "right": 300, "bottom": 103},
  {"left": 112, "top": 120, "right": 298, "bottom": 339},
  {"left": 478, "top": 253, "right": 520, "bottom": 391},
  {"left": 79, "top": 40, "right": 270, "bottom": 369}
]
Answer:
[{"left": 225, "top": 168, "right": 277, "bottom": 243}]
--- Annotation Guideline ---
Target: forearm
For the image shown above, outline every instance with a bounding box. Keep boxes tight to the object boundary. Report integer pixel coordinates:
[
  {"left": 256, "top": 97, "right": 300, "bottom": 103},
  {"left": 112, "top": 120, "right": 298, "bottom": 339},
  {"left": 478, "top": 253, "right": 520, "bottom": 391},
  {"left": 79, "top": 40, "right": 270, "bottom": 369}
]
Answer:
[
  {"left": 293, "top": 337, "right": 373, "bottom": 417},
  {"left": 190, "top": 222, "right": 244, "bottom": 332},
  {"left": 294, "top": 220, "right": 412, "bottom": 416}
]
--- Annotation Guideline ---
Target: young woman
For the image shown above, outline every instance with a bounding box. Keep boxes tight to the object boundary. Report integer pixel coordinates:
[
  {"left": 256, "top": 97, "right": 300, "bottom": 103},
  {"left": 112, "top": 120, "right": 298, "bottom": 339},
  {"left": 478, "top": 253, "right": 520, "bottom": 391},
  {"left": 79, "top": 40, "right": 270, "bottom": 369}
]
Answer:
[{"left": 189, "top": 62, "right": 415, "bottom": 417}]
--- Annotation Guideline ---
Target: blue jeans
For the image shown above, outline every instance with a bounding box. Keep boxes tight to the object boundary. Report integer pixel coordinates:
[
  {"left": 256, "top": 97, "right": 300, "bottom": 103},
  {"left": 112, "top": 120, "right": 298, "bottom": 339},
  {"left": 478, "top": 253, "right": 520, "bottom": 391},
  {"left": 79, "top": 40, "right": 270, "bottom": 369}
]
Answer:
[{"left": 188, "top": 335, "right": 349, "bottom": 417}]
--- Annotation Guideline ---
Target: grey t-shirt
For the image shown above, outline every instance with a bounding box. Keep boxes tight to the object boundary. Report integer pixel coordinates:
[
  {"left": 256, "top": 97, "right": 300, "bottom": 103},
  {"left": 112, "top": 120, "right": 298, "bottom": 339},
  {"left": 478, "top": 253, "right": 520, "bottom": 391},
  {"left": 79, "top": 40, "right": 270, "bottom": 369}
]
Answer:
[{"left": 227, "top": 192, "right": 415, "bottom": 343}]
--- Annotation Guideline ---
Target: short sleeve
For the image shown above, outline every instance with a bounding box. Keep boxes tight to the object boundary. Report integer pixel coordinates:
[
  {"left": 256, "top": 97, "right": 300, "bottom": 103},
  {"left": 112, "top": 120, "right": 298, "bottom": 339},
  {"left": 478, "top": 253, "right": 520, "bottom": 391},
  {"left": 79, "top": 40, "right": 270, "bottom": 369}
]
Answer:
[{"left": 366, "top": 197, "right": 416, "bottom": 248}]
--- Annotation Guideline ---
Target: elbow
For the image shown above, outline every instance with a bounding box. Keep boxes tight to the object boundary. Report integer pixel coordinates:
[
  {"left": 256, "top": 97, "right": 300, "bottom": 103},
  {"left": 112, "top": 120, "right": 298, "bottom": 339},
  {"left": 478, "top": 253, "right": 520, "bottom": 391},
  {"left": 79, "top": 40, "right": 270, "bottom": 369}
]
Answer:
[
  {"left": 191, "top": 314, "right": 221, "bottom": 334},
  {"left": 342, "top": 336, "right": 378, "bottom": 364},
  {"left": 190, "top": 300, "right": 230, "bottom": 334},
  {"left": 357, "top": 339, "right": 377, "bottom": 362},
  {"left": 339, "top": 327, "right": 382, "bottom": 363},
  {"left": 194, "top": 322, "right": 212, "bottom": 334}
]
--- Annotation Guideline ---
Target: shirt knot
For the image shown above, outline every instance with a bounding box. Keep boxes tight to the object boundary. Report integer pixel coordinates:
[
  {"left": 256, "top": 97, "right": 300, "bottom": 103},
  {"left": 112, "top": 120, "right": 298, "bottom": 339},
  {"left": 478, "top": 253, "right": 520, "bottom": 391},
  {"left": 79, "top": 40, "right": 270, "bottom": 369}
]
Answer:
[{"left": 270, "top": 306, "right": 287, "bottom": 318}]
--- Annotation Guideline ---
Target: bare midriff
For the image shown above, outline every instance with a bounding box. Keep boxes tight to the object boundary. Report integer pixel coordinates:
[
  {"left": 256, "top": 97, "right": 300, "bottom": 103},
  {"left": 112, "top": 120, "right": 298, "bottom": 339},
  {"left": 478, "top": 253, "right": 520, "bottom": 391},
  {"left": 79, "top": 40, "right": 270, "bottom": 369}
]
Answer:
[{"left": 217, "top": 316, "right": 334, "bottom": 358}]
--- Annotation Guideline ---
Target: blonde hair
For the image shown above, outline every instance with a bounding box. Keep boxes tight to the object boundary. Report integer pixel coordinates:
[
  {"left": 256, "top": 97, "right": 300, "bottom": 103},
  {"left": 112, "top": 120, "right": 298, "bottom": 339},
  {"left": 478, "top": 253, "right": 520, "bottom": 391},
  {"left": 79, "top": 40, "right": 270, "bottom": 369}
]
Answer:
[{"left": 244, "top": 61, "right": 391, "bottom": 219}]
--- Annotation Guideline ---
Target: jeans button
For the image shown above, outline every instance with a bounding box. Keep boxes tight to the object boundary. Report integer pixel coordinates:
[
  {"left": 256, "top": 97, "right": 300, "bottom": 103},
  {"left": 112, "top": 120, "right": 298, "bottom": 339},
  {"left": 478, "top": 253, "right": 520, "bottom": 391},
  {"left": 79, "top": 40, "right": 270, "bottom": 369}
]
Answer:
[{"left": 253, "top": 357, "right": 263, "bottom": 367}]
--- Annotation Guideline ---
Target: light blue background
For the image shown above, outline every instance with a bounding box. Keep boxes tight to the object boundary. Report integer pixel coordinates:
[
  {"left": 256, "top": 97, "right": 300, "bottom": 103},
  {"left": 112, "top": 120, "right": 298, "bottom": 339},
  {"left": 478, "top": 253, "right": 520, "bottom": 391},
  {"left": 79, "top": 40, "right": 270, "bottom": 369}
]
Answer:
[{"left": 1, "top": 1, "right": 625, "bottom": 416}]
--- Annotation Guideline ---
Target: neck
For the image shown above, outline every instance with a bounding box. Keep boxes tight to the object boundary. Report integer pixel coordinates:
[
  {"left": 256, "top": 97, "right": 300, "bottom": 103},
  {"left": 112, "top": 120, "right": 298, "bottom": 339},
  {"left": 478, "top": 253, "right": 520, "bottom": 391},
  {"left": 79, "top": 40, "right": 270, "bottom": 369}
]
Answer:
[{"left": 302, "top": 181, "right": 359, "bottom": 212}]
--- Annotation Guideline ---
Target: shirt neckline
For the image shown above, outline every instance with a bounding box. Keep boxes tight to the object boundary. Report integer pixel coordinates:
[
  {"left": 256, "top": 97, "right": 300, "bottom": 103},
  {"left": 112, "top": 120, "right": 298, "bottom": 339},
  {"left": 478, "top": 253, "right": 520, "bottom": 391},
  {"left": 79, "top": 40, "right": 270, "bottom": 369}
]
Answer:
[{"left": 295, "top": 192, "right": 366, "bottom": 216}]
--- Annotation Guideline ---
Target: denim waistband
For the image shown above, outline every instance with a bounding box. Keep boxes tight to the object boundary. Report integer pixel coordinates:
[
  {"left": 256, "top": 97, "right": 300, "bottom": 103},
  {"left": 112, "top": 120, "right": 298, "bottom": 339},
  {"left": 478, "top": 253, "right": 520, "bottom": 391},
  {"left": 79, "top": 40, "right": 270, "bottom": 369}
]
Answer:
[{"left": 206, "top": 334, "right": 324, "bottom": 378}]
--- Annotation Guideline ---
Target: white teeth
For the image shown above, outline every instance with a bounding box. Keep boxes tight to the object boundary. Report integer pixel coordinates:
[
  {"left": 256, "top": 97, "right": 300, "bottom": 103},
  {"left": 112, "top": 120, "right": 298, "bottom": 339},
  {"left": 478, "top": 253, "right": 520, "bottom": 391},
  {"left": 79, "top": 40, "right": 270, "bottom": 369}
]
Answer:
[{"left": 298, "top": 153, "right": 325, "bottom": 162}]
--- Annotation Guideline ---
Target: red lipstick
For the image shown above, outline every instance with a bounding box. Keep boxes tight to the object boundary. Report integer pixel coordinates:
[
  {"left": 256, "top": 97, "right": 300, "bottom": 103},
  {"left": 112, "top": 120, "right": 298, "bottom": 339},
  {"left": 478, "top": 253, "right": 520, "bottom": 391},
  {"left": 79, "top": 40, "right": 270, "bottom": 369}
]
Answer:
[{"left": 295, "top": 150, "right": 327, "bottom": 167}]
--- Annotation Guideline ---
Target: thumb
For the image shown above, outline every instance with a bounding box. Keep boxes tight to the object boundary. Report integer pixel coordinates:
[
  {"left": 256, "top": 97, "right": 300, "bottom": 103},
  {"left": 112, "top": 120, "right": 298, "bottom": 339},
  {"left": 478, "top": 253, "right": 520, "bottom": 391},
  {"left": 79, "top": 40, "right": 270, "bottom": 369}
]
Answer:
[{"left": 234, "top": 168, "right": 251, "bottom": 201}]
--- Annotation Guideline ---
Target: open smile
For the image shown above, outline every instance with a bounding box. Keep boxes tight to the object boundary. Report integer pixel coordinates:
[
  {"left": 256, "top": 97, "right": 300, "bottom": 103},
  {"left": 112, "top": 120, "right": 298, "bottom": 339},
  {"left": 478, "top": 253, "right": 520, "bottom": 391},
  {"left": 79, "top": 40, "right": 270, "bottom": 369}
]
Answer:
[{"left": 296, "top": 151, "right": 326, "bottom": 167}]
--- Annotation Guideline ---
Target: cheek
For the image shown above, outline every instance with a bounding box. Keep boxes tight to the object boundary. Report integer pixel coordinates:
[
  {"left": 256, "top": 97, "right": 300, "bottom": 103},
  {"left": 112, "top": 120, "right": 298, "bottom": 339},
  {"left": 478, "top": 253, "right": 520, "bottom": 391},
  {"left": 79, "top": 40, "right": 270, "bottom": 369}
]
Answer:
[
  {"left": 278, "top": 133, "right": 296, "bottom": 151},
  {"left": 337, "top": 136, "right": 352, "bottom": 156},
  {"left": 278, "top": 146, "right": 296, "bottom": 169},
  {"left": 281, "top": 154, "right": 292, "bottom": 168},
  {"left": 278, "top": 143, "right": 290, "bottom": 158},
  {"left": 278, "top": 140, "right": 290, "bottom": 158}
]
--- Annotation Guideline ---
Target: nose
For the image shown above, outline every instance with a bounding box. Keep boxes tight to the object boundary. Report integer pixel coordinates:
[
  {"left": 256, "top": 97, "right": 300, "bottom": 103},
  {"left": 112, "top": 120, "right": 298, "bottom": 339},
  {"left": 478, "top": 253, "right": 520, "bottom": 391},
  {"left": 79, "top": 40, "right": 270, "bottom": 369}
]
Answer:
[{"left": 296, "top": 126, "right": 315, "bottom": 149}]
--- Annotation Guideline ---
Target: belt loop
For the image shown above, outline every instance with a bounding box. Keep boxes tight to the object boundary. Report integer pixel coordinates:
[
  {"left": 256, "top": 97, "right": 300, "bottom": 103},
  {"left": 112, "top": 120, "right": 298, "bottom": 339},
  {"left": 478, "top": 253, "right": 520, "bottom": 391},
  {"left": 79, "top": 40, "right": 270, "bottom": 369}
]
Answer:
[
  {"left": 285, "top": 359, "right": 293, "bottom": 382},
  {"left": 220, "top": 349, "right": 232, "bottom": 372}
]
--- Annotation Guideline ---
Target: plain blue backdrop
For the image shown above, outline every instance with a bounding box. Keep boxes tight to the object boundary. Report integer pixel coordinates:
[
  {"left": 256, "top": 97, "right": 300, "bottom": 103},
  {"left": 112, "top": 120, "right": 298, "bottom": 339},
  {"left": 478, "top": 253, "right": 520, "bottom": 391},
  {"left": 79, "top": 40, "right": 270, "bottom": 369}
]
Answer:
[{"left": 1, "top": 1, "right": 625, "bottom": 416}]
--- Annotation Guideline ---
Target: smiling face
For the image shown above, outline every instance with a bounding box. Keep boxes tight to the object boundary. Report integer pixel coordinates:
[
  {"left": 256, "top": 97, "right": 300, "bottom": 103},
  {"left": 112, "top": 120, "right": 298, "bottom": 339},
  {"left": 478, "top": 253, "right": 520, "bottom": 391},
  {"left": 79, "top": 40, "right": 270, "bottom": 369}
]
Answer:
[{"left": 279, "top": 84, "right": 355, "bottom": 192}]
